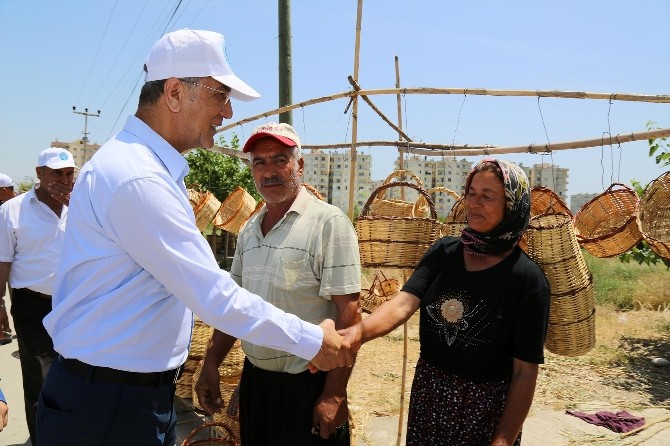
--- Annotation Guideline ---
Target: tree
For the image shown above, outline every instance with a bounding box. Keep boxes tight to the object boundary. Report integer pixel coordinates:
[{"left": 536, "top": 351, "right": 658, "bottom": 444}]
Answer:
[
  {"left": 184, "top": 134, "right": 260, "bottom": 202},
  {"left": 618, "top": 123, "right": 670, "bottom": 268}
]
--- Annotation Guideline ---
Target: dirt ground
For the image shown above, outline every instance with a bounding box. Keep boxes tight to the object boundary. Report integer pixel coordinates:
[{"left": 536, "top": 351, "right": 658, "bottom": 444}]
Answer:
[{"left": 348, "top": 308, "right": 670, "bottom": 446}]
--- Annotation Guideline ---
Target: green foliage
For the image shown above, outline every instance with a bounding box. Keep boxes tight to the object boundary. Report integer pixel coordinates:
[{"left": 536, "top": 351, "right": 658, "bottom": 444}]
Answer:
[
  {"left": 646, "top": 120, "right": 670, "bottom": 167},
  {"left": 184, "top": 134, "right": 259, "bottom": 202},
  {"left": 619, "top": 240, "right": 670, "bottom": 269},
  {"left": 17, "top": 177, "right": 35, "bottom": 193},
  {"left": 586, "top": 253, "right": 641, "bottom": 309}
]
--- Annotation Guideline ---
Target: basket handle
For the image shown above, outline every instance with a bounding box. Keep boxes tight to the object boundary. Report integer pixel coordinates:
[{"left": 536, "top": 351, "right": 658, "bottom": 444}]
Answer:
[
  {"left": 180, "top": 421, "right": 238, "bottom": 446},
  {"left": 302, "top": 183, "right": 325, "bottom": 201},
  {"left": 604, "top": 182, "right": 635, "bottom": 194},
  {"left": 426, "top": 186, "right": 460, "bottom": 201},
  {"left": 377, "top": 170, "right": 424, "bottom": 200},
  {"left": 360, "top": 181, "right": 437, "bottom": 220}
]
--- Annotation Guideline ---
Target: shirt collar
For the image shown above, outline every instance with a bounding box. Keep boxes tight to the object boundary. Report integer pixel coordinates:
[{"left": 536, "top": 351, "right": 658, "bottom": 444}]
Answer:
[{"left": 124, "top": 115, "right": 190, "bottom": 183}]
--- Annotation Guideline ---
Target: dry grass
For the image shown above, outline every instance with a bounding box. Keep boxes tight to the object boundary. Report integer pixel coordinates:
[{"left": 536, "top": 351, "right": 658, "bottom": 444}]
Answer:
[{"left": 347, "top": 304, "right": 670, "bottom": 443}]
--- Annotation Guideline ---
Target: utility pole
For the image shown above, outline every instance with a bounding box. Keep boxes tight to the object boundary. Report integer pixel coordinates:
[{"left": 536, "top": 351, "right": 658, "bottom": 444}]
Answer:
[
  {"left": 278, "top": 0, "right": 292, "bottom": 125},
  {"left": 72, "top": 106, "right": 100, "bottom": 164}
]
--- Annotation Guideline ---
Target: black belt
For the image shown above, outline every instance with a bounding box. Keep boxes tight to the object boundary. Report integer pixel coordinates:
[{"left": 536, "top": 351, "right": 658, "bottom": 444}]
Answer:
[
  {"left": 59, "top": 356, "right": 183, "bottom": 386},
  {"left": 16, "top": 288, "right": 51, "bottom": 300}
]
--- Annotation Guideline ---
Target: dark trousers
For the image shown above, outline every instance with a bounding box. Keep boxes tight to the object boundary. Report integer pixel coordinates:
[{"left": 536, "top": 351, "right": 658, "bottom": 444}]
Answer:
[
  {"left": 239, "top": 358, "right": 350, "bottom": 446},
  {"left": 37, "top": 357, "right": 178, "bottom": 445},
  {"left": 10, "top": 288, "right": 57, "bottom": 446}
]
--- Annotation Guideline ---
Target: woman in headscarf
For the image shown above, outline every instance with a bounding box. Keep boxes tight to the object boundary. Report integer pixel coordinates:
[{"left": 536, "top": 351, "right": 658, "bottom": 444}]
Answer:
[{"left": 342, "top": 158, "right": 550, "bottom": 445}]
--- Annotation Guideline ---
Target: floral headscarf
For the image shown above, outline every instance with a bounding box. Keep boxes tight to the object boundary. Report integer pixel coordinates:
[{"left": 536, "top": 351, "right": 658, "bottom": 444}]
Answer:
[{"left": 461, "top": 158, "right": 531, "bottom": 256}]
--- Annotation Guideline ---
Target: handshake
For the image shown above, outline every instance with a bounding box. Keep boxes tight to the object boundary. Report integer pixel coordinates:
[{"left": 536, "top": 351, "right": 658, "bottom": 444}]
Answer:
[{"left": 307, "top": 319, "right": 363, "bottom": 373}]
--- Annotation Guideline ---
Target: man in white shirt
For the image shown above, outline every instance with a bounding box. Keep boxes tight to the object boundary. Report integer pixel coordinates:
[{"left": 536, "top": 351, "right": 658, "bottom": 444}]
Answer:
[
  {"left": 195, "top": 123, "right": 361, "bottom": 445},
  {"left": 37, "top": 29, "right": 350, "bottom": 446},
  {"left": 0, "top": 173, "right": 15, "bottom": 206},
  {"left": 0, "top": 148, "right": 76, "bottom": 446}
]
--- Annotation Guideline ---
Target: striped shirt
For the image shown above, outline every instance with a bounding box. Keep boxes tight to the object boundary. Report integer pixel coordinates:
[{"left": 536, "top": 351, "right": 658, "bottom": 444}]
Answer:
[{"left": 231, "top": 187, "right": 361, "bottom": 373}]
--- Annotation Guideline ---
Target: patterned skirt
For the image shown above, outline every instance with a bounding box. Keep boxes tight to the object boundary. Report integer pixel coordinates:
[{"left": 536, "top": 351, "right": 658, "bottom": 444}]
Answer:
[{"left": 406, "top": 357, "right": 522, "bottom": 446}]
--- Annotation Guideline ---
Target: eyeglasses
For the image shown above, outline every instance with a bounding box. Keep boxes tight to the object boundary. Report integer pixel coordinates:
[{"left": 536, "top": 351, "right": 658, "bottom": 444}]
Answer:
[{"left": 181, "top": 79, "right": 231, "bottom": 106}]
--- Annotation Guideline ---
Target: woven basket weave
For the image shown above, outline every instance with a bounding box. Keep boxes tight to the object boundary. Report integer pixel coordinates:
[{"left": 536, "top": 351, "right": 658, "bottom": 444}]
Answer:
[
  {"left": 214, "top": 187, "right": 257, "bottom": 235},
  {"left": 303, "top": 182, "right": 326, "bottom": 201},
  {"left": 180, "top": 421, "right": 238, "bottom": 446},
  {"left": 175, "top": 356, "right": 201, "bottom": 399},
  {"left": 360, "top": 270, "right": 401, "bottom": 314},
  {"left": 193, "top": 192, "right": 222, "bottom": 233},
  {"left": 414, "top": 186, "right": 461, "bottom": 219},
  {"left": 637, "top": 171, "right": 670, "bottom": 260},
  {"left": 522, "top": 213, "right": 595, "bottom": 356},
  {"left": 530, "top": 186, "right": 572, "bottom": 218},
  {"left": 369, "top": 170, "right": 425, "bottom": 217},
  {"left": 573, "top": 183, "right": 642, "bottom": 258},
  {"left": 442, "top": 197, "right": 467, "bottom": 238},
  {"left": 357, "top": 182, "right": 440, "bottom": 269}
]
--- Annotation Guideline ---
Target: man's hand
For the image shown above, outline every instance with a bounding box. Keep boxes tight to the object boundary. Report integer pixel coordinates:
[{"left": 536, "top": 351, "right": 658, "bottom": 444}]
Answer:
[
  {"left": 337, "top": 323, "right": 363, "bottom": 357},
  {"left": 307, "top": 319, "right": 351, "bottom": 373},
  {"left": 0, "top": 400, "right": 7, "bottom": 432},
  {"left": 312, "top": 394, "right": 348, "bottom": 439},
  {"left": 193, "top": 361, "right": 224, "bottom": 414},
  {"left": 48, "top": 181, "right": 73, "bottom": 206}
]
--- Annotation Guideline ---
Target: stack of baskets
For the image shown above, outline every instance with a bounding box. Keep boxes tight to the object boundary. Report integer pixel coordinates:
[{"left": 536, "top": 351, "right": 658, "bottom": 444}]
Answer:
[
  {"left": 214, "top": 187, "right": 258, "bottom": 235},
  {"left": 357, "top": 182, "right": 441, "bottom": 269},
  {"left": 519, "top": 186, "right": 572, "bottom": 253},
  {"left": 523, "top": 213, "right": 595, "bottom": 356},
  {"left": 637, "top": 171, "right": 670, "bottom": 260},
  {"left": 175, "top": 317, "right": 214, "bottom": 400},
  {"left": 188, "top": 190, "right": 222, "bottom": 233},
  {"left": 191, "top": 340, "right": 246, "bottom": 443},
  {"left": 573, "top": 183, "right": 642, "bottom": 258},
  {"left": 369, "top": 170, "right": 426, "bottom": 217}
]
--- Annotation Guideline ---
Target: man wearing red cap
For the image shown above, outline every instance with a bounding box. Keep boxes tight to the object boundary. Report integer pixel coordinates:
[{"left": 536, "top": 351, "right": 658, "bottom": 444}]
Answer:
[{"left": 196, "top": 122, "right": 361, "bottom": 445}]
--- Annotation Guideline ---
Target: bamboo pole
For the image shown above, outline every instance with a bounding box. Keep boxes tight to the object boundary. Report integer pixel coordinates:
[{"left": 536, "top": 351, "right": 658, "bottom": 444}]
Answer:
[
  {"left": 212, "top": 128, "right": 670, "bottom": 160},
  {"left": 217, "top": 88, "right": 669, "bottom": 132},
  {"left": 395, "top": 56, "right": 405, "bottom": 173},
  {"left": 348, "top": 76, "right": 412, "bottom": 142},
  {"left": 347, "top": 0, "right": 364, "bottom": 220}
]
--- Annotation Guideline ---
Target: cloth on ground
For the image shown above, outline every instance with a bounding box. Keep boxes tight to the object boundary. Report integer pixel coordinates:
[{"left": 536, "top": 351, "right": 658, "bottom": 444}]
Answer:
[{"left": 565, "top": 409, "right": 645, "bottom": 433}]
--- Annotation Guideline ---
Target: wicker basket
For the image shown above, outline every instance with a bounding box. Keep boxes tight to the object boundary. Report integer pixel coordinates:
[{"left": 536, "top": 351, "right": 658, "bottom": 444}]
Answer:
[
  {"left": 548, "top": 279, "right": 595, "bottom": 325},
  {"left": 180, "top": 421, "right": 239, "bottom": 446},
  {"left": 357, "top": 182, "right": 441, "bottom": 269},
  {"left": 193, "top": 192, "right": 222, "bottom": 233},
  {"left": 573, "top": 183, "right": 642, "bottom": 258},
  {"left": 303, "top": 182, "right": 325, "bottom": 201},
  {"left": 530, "top": 186, "right": 572, "bottom": 218},
  {"left": 175, "top": 355, "right": 202, "bottom": 399},
  {"left": 414, "top": 186, "right": 461, "bottom": 219},
  {"left": 189, "top": 317, "right": 215, "bottom": 360},
  {"left": 214, "top": 187, "right": 257, "bottom": 235},
  {"left": 369, "top": 170, "right": 425, "bottom": 217},
  {"left": 637, "top": 171, "right": 670, "bottom": 260},
  {"left": 442, "top": 196, "right": 467, "bottom": 238},
  {"left": 188, "top": 189, "right": 203, "bottom": 211},
  {"left": 360, "top": 270, "right": 401, "bottom": 314},
  {"left": 545, "top": 310, "right": 596, "bottom": 357}
]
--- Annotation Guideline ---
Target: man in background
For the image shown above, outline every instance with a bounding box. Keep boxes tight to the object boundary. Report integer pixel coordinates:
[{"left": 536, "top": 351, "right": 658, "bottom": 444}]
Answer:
[
  {"left": 0, "top": 148, "right": 76, "bottom": 446},
  {"left": 0, "top": 173, "right": 16, "bottom": 206},
  {"left": 196, "top": 123, "right": 361, "bottom": 445}
]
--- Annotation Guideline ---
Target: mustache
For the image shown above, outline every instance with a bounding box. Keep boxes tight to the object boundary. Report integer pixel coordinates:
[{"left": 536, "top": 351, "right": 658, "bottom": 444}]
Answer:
[{"left": 260, "top": 176, "right": 287, "bottom": 187}]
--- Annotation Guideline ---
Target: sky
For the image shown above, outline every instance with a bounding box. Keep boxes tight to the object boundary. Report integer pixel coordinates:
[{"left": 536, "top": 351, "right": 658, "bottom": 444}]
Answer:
[{"left": 1, "top": 0, "right": 668, "bottom": 200}]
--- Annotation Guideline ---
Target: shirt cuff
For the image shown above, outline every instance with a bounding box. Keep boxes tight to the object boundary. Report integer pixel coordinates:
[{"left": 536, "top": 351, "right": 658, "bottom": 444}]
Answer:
[{"left": 292, "top": 322, "right": 323, "bottom": 362}]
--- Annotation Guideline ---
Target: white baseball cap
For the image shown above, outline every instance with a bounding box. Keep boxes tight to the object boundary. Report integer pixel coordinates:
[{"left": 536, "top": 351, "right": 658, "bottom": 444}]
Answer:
[
  {"left": 0, "top": 173, "right": 13, "bottom": 188},
  {"left": 144, "top": 29, "right": 261, "bottom": 102},
  {"left": 37, "top": 148, "right": 77, "bottom": 170},
  {"left": 242, "top": 122, "right": 301, "bottom": 153}
]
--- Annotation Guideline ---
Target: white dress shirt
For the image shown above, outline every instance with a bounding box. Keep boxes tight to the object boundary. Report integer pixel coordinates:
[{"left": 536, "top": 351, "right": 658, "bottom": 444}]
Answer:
[
  {"left": 0, "top": 187, "right": 67, "bottom": 295},
  {"left": 43, "top": 115, "right": 322, "bottom": 373}
]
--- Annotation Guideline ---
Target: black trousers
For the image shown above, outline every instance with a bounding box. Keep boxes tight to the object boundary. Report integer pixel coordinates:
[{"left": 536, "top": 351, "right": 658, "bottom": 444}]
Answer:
[
  {"left": 239, "top": 358, "right": 350, "bottom": 446},
  {"left": 10, "top": 288, "right": 57, "bottom": 446}
]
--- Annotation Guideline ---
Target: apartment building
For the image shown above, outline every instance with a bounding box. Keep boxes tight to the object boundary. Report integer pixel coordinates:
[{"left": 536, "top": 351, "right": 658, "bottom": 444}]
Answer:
[
  {"left": 302, "top": 151, "right": 373, "bottom": 213},
  {"left": 570, "top": 192, "right": 599, "bottom": 215},
  {"left": 522, "top": 163, "right": 569, "bottom": 203},
  {"left": 51, "top": 138, "right": 101, "bottom": 168}
]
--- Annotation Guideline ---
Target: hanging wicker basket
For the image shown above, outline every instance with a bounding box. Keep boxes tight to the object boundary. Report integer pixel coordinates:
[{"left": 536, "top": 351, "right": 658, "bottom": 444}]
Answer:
[
  {"left": 303, "top": 182, "right": 326, "bottom": 201},
  {"left": 360, "top": 270, "right": 401, "bottom": 314},
  {"left": 573, "top": 183, "right": 642, "bottom": 258},
  {"left": 193, "top": 192, "right": 222, "bottom": 233},
  {"left": 545, "top": 309, "right": 596, "bottom": 357},
  {"left": 357, "top": 182, "right": 440, "bottom": 269},
  {"left": 442, "top": 196, "right": 467, "bottom": 238},
  {"left": 637, "top": 171, "right": 670, "bottom": 260},
  {"left": 530, "top": 186, "right": 572, "bottom": 218},
  {"left": 180, "top": 421, "right": 239, "bottom": 446},
  {"left": 369, "top": 170, "right": 425, "bottom": 217},
  {"left": 214, "top": 187, "right": 258, "bottom": 235}
]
